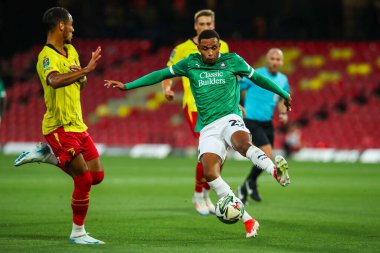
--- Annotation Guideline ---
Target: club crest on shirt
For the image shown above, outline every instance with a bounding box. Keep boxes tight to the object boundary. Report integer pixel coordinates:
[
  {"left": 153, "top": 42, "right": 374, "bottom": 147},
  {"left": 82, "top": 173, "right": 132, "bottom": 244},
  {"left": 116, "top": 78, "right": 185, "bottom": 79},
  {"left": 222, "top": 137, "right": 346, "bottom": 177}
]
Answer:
[
  {"left": 220, "top": 62, "right": 228, "bottom": 69},
  {"left": 43, "top": 57, "right": 50, "bottom": 70}
]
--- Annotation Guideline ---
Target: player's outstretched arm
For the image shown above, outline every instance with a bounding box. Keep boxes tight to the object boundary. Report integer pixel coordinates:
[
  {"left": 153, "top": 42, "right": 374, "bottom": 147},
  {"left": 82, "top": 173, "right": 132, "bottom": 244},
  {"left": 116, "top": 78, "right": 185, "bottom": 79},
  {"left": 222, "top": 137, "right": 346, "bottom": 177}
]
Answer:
[
  {"left": 105, "top": 68, "right": 175, "bottom": 91},
  {"left": 250, "top": 71, "right": 291, "bottom": 111},
  {"left": 48, "top": 47, "right": 101, "bottom": 89}
]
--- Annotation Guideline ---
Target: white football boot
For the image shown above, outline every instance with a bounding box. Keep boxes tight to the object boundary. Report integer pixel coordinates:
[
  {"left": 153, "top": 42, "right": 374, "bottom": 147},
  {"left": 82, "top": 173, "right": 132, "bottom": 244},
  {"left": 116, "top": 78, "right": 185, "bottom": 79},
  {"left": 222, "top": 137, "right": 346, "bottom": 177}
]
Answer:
[
  {"left": 204, "top": 196, "right": 216, "bottom": 214},
  {"left": 14, "top": 142, "right": 58, "bottom": 167},
  {"left": 192, "top": 194, "right": 209, "bottom": 216},
  {"left": 69, "top": 233, "right": 105, "bottom": 244},
  {"left": 275, "top": 155, "right": 291, "bottom": 187},
  {"left": 244, "top": 219, "right": 260, "bottom": 238}
]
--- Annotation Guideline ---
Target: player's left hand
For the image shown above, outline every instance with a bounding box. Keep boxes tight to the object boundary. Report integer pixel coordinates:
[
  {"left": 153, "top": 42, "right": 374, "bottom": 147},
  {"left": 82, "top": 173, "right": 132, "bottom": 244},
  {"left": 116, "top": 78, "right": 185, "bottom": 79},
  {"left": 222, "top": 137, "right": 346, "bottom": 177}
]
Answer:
[
  {"left": 284, "top": 96, "right": 292, "bottom": 111},
  {"left": 104, "top": 80, "right": 126, "bottom": 90}
]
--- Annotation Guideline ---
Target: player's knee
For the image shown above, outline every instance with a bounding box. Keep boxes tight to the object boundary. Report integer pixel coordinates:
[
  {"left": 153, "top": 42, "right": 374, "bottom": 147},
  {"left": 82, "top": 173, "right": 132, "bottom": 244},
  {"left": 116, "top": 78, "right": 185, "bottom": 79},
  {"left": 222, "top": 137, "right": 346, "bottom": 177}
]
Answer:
[
  {"left": 203, "top": 166, "right": 219, "bottom": 182},
  {"left": 73, "top": 171, "right": 93, "bottom": 191},
  {"left": 90, "top": 170, "right": 105, "bottom": 185},
  {"left": 200, "top": 154, "right": 221, "bottom": 182},
  {"left": 234, "top": 142, "right": 252, "bottom": 157},
  {"left": 231, "top": 132, "right": 252, "bottom": 156}
]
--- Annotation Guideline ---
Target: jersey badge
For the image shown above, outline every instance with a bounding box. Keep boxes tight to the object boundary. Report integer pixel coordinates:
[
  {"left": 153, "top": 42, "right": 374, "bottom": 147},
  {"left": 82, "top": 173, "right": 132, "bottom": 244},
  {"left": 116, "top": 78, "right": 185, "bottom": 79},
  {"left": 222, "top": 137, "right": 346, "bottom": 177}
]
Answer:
[
  {"left": 220, "top": 62, "right": 228, "bottom": 69},
  {"left": 43, "top": 57, "right": 50, "bottom": 70}
]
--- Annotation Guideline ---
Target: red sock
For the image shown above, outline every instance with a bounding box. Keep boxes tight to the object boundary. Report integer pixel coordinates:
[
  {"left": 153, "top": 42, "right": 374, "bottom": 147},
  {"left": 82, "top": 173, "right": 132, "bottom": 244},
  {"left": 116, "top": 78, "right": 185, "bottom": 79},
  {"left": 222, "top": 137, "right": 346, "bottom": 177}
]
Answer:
[
  {"left": 90, "top": 170, "right": 104, "bottom": 185},
  {"left": 202, "top": 164, "right": 223, "bottom": 190},
  {"left": 72, "top": 171, "right": 92, "bottom": 226},
  {"left": 195, "top": 161, "right": 204, "bottom": 193}
]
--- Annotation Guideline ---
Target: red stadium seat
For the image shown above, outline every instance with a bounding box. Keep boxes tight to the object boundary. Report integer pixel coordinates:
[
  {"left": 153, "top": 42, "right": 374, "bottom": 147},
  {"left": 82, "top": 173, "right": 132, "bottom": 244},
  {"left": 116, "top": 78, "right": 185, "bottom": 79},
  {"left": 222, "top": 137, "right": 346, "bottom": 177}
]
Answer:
[{"left": 2, "top": 40, "right": 380, "bottom": 148}]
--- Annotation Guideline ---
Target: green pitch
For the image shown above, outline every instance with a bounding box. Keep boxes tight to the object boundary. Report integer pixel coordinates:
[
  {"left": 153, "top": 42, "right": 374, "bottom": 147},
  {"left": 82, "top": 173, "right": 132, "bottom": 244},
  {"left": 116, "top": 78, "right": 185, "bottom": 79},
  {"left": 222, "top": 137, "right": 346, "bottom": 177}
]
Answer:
[{"left": 0, "top": 154, "right": 379, "bottom": 253}]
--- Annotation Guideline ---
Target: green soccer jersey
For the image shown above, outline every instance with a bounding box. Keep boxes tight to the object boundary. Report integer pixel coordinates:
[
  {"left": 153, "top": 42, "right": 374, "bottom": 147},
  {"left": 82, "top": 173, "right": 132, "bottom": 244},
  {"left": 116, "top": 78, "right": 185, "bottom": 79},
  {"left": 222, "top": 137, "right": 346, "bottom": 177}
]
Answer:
[
  {"left": 125, "top": 52, "right": 289, "bottom": 131},
  {"left": 171, "top": 53, "right": 253, "bottom": 130}
]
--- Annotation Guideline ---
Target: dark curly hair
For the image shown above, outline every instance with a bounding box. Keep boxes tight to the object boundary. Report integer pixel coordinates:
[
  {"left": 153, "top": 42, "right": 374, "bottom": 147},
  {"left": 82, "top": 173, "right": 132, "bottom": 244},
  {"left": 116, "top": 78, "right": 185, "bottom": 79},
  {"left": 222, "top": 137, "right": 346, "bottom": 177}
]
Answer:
[{"left": 42, "top": 7, "right": 70, "bottom": 32}]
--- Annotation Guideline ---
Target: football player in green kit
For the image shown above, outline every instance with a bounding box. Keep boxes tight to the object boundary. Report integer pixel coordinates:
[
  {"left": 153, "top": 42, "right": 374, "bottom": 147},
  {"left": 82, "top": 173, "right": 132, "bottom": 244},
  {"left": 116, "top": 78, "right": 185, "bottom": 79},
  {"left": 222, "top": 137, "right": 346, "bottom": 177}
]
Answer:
[{"left": 104, "top": 30, "right": 291, "bottom": 238}]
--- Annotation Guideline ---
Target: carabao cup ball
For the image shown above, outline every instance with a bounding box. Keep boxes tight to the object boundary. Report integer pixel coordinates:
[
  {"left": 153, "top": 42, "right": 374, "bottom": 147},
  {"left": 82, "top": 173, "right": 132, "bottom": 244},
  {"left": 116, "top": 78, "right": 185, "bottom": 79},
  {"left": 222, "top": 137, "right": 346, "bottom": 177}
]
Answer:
[{"left": 215, "top": 195, "right": 245, "bottom": 224}]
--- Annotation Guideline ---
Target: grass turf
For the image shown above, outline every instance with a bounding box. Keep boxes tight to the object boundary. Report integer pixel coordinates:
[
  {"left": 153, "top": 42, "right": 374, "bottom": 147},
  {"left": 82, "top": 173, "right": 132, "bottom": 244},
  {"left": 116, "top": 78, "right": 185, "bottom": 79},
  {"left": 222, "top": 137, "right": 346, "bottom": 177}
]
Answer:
[{"left": 0, "top": 154, "right": 379, "bottom": 253}]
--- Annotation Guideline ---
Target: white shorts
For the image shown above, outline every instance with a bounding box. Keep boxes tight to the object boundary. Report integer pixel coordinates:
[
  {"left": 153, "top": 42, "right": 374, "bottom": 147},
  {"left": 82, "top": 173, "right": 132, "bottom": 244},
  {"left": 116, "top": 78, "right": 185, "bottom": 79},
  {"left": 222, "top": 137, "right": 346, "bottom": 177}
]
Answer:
[{"left": 198, "top": 114, "right": 250, "bottom": 162}]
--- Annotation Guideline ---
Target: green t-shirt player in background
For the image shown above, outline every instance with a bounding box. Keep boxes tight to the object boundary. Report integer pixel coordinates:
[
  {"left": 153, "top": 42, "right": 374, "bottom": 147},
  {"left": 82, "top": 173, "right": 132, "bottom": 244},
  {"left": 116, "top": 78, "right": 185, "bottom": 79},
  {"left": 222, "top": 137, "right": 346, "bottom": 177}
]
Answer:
[{"left": 105, "top": 30, "right": 292, "bottom": 239}]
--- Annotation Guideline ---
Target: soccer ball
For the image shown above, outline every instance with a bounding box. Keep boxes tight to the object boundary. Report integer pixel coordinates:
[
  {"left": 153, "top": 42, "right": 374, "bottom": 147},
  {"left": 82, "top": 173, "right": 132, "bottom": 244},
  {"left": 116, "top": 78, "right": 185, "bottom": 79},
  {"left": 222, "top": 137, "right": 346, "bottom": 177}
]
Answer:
[{"left": 215, "top": 195, "right": 245, "bottom": 224}]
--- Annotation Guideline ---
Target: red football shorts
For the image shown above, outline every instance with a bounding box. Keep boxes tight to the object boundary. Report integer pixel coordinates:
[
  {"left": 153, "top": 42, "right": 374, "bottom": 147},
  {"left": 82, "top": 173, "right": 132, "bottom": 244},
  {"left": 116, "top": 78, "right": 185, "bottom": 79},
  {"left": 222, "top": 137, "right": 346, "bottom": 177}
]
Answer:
[
  {"left": 44, "top": 127, "right": 99, "bottom": 171},
  {"left": 183, "top": 104, "right": 200, "bottom": 139}
]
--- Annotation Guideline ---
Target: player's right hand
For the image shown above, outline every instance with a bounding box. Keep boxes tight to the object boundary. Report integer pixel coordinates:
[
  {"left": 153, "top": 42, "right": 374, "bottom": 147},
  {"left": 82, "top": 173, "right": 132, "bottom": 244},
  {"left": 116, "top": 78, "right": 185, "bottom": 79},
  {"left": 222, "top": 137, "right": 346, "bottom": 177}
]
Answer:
[
  {"left": 104, "top": 80, "right": 126, "bottom": 90},
  {"left": 85, "top": 46, "right": 102, "bottom": 73},
  {"left": 163, "top": 88, "right": 175, "bottom": 101}
]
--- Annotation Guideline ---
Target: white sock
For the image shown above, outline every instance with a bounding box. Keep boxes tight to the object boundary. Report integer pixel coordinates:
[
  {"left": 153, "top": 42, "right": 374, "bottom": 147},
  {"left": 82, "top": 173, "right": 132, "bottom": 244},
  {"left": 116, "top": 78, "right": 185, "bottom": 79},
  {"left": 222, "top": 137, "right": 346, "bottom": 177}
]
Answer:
[
  {"left": 246, "top": 146, "right": 275, "bottom": 176},
  {"left": 193, "top": 191, "right": 203, "bottom": 198},
  {"left": 70, "top": 223, "right": 86, "bottom": 238},
  {"left": 208, "top": 177, "right": 253, "bottom": 224},
  {"left": 208, "top": 177, "right": 234, "bottom": 198},
  {"left": 242, "top": 211, "right": 253, "bottom": 223}
]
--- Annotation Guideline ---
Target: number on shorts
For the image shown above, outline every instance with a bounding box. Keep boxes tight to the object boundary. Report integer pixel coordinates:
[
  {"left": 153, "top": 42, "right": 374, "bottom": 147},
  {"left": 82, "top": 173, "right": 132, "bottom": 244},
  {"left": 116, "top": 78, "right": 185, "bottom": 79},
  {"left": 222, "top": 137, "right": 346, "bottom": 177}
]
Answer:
[{"left": 229, "top": 119, "right": 244, "bottom": 128}]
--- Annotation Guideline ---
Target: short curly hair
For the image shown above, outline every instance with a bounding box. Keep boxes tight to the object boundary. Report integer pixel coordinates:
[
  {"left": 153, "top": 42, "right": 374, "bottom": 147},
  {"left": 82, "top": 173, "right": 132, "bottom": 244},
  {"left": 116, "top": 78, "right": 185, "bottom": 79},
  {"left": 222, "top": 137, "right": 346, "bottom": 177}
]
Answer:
[
  {"left": 198, "top": 30, "right": 220, "bottom": 44},
  {"left": 43, "top": 7, "right": 70, "bottom": 32}
]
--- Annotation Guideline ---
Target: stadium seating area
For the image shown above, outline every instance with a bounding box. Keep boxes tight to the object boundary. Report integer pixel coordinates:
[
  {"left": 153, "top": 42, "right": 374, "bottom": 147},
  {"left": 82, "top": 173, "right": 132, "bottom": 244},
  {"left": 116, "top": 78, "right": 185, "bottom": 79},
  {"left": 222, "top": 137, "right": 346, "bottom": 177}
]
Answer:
[{"left": 1, "top": 40, "right": 380, "bottom": 149}]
